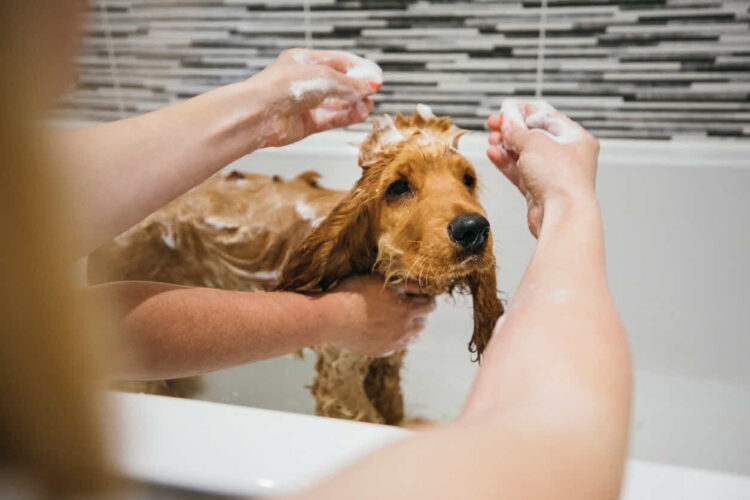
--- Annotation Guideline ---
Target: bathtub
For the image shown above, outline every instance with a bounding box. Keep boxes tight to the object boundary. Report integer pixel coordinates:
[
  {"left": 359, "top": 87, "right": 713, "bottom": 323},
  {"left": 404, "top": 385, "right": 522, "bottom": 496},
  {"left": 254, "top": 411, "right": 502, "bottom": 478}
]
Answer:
[{"left": 112, "top": 130, "right": 750, "bottom": 498}]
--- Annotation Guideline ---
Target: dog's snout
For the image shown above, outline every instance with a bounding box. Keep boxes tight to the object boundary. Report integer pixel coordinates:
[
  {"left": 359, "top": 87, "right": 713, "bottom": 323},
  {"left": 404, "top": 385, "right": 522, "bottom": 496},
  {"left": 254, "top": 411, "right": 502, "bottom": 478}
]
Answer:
[{"left": 447, "top": 213, "right": 490, "bottom": 253}]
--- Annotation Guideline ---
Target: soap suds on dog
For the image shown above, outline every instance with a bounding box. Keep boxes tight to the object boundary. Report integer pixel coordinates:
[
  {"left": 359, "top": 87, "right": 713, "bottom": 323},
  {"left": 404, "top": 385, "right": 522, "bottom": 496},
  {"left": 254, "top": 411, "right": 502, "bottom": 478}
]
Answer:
[
  {"left": 416, "top": 103, "right": 436, "bottom": 120},
  {"left": 203, "top": 216, "right": 240, "bottom": 230},
  {"left": 380, "top": 114, "right": 406, "bottom": 145},
  {"left": 295, "top": 200, "right": 325, "bottom": 228},
  {"left": 160, "top": 223, "right": 178, "bottom": 250}
]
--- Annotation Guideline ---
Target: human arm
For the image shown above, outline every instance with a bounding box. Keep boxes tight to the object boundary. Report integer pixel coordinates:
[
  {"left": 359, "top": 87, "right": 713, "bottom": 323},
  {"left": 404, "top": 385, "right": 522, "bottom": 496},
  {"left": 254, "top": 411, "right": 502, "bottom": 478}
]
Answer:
[
  {"left": 288, "top": 100, "right": 631, "bottom": 500},
  {"left": 93, "top": 275, "right": 433, "bottom": 381},
  {"left": 57, "top": 49, "right": 381, "bottom": 256}
]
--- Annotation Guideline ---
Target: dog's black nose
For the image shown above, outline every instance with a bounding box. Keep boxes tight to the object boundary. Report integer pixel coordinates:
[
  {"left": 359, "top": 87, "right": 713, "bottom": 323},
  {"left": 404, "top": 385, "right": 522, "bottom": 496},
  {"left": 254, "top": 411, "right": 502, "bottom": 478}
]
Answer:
[{"left": 447, "top": 213, "right": 490, "bottom": 253}]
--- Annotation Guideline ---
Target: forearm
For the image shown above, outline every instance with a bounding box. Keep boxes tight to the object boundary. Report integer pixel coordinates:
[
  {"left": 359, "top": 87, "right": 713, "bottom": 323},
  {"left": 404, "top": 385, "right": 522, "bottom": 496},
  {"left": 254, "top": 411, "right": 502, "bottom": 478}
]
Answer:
[
  {"left": 58, "top": 81, "right": 265, "bottom": 255},
  {"left": 461, "top": 196, "right": 631, "bottom": 495},
  {"left": 464, "top": 196, "right": 630, "bottom": 417},
  {"left": 92, "top": 281, "right": 329, "bottom": 380}
]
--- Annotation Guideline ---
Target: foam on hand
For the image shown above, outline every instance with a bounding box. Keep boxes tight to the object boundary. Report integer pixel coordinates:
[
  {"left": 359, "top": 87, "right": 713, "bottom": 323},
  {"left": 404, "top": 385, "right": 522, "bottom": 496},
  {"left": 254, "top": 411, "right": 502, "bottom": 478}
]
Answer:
[
  {"left": 524, "top": 100, "right": 581, "bottom": 144},
  {"left": 499, "top": 98, "right": 527, "bottom": 129},
  {"left": 342, "top": 52, "right": 384, "bottom": 91},
  {"left": 499, "top": 98, "right": 581, "bottom": 145},
  {"left": 290, "top": 50, "right": 384, "bottom": 99}
]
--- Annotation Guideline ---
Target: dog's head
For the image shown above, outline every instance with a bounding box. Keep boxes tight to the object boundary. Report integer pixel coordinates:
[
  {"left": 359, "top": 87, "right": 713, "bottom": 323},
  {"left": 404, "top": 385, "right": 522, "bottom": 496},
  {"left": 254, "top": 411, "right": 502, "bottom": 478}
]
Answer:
[{"left": 278, "top": 106, "right": 504, "bottom": 359}]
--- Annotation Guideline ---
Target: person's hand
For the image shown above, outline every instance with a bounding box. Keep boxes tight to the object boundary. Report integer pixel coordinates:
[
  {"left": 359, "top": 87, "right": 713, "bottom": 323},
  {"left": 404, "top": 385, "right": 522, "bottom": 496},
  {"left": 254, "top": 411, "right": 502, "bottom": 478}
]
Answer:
[
  {"left": 486, "top": 99, "right": 600, "bottom": 237},
  {"left": 317, "top": 275, "right": 436, "bottom": 357},
  {"left": 246, "top": 48, "right": 383, "bottom": 148}
]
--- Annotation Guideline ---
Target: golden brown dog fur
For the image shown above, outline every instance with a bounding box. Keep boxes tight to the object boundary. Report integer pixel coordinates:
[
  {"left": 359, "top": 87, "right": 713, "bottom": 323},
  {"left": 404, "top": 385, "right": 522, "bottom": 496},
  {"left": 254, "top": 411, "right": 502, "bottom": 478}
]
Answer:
[{"left": 89, "top": 110, "right": 504, "bottom": 424}]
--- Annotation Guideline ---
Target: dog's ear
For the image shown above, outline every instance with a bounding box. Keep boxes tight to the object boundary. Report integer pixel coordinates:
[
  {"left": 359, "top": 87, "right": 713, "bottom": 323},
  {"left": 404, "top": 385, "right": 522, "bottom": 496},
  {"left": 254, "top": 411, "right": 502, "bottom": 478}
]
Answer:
[
  {"left": 467, "top": 253, "right": 504, "bottom": 362},
  {"left": 276, "top": 183, "right": 376, "bottom": 292}
]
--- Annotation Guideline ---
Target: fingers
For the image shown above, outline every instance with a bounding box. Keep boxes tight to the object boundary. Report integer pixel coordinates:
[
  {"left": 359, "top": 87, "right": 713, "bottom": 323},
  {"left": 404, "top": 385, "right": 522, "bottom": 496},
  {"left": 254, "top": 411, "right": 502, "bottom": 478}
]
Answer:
[
  {"left": 487, "top": 113, "right": 502, "bottom": 132},
  {"left": 409, "top": 295, "right": 437, "bottom": 313},
  {"left": 488, "top": 130, "right": 501, "bottom": 145},
  {"left": 320, "top": 66, "right": 376, "bottom": 100},
  {"left": 487, "top": 146, "right": 522, "bottom": 189},
  {"left": 520, "top": 100, "right": 559, "bottom": 118},
  {"left": 495, "top": 98, "right": 577, "bottom": 153},
  {"left": 289, "top": 67, "right": 374, "bottom": 110},
  {"left": 316, "top": 50, "right": 384, "bottom": 92},
  {"left": 488, "top": 100, "right": 539, "bottom": 155},
  {"left": 499, "top": 98, "right": 528, "bottom": 131},
  {"left": 288, "top": 49, "right": 379, "bottom": 79},
  {"left": 520, "top": 100, "right": 584, "bottom": 143},
  {"left": 309, "top": 97, "right": 372, "bottom": 132},
  {"left": 494, "top": 98, "right": 585, "bottom": 146},
  {"left": 287, "top": 48, "right": 382, "bottom": 97},
  {"left": 400, "top": 279, "right": 428, "bottom": 296},
  {"left": 498, "top": 101, "right": 535, "bottom": 154},
  {"left": 375, "top": 280, "right": 435, "bottom": 355},
  {"left": 486, "top": 143, "right": 512, "bottom": 169},
  {"left": 487, "top": 128, "right": 526, "bottom": 193},
  {"left": 487, "top": 128, "right": 531, "bottom": 201},
  {"left": 391, "top": 283, "right": 435, "bottom": 309},
  {"left": 316, "top": 95, "right": 373, "bottom": 113},
  {"left": 364, "top": 97, "right": 375, "bottom": 112}
]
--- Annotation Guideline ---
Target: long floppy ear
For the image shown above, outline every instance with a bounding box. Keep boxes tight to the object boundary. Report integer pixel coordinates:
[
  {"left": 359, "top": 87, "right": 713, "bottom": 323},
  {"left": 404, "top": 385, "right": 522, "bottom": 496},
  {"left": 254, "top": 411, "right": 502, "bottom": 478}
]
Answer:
[
  {"left": 467, "top": 253, "right": 505, "bottom": 362},
  {"left": 276, "top": 184, "right": 377, "bottom": 292}
]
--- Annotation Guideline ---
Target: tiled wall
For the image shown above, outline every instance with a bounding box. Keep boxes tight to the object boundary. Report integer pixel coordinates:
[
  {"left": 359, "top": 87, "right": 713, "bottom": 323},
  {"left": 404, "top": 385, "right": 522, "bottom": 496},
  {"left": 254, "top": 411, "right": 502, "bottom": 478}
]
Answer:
[{"left": 66, "top": 0, "right": 750, "bottom": 140}]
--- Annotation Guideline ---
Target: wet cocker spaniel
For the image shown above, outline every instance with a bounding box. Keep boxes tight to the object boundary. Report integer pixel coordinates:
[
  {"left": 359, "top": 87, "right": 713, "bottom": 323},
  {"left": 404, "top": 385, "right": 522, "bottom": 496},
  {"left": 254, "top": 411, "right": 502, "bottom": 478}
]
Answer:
[{"left": 88, "top": 106, "right": 504, "bottom": 424}]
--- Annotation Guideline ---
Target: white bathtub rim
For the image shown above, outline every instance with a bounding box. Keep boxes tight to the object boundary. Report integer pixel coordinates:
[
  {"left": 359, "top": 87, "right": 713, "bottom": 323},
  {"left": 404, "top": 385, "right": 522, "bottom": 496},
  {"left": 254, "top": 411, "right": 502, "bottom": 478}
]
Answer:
[{"left": 112, "top": 392, "right": 750, "bottom": 499}]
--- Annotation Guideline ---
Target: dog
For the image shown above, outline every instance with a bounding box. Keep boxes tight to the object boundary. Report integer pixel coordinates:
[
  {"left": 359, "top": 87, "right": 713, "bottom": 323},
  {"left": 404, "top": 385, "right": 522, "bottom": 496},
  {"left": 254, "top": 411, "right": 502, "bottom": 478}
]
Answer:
[{"left": 88, "top": 106, "right": 504, "bottom": 424}]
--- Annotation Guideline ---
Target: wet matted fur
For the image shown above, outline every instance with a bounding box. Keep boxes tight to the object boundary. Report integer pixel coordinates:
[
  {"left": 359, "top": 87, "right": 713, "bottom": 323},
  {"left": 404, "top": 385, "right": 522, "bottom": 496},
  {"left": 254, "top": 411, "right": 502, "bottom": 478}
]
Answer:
[{"left": 88, "top": 109, "right": 504, "bottom": 424}]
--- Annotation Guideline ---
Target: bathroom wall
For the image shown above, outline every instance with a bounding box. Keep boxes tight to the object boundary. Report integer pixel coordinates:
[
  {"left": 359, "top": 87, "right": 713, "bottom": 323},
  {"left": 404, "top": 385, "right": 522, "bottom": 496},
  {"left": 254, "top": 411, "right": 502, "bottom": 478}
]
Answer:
[{"left": 67, "top": 0, "right": 750, "bottom": 140}]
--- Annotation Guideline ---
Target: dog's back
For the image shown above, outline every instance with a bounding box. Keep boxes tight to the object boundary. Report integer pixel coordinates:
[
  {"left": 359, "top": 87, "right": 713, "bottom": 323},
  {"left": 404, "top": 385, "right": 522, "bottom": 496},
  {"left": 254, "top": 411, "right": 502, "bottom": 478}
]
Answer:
[{"left": 88, "top": 170, "right": 343, "bottom": 291}]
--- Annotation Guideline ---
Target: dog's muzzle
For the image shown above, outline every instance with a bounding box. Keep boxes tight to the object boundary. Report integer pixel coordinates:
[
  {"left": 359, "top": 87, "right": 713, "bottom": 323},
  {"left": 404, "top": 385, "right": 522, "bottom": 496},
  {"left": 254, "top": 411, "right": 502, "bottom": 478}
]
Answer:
[{"left": 447, "top": 213, "right": 490, "bottom": 254}]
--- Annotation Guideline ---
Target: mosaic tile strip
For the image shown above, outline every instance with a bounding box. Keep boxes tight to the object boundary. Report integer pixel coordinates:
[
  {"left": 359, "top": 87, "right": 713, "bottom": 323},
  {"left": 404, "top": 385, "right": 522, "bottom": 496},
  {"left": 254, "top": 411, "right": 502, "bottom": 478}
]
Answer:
[{"left": 64, "top": 0, "right": 750, "bottom": 140}]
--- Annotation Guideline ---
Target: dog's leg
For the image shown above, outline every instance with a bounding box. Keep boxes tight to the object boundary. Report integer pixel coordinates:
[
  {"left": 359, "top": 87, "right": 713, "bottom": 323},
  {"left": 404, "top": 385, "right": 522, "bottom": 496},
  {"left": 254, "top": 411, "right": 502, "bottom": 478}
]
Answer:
[
  {"left": 364, "top": 350, "right": 405, "bottom": 425},
  {"left": 311, "top": 345, "right": 384, "bottom": 424}
]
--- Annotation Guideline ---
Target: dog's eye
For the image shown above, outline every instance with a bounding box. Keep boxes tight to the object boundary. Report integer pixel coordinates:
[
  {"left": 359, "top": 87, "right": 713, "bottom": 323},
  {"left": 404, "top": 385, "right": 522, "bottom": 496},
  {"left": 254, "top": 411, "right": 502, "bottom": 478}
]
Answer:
[
  {"left": 463, "top": 174, "right": 475, "bottom": 188},
  {"left": 387, "top": 180, "right": 411, "bottom": 198}
]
